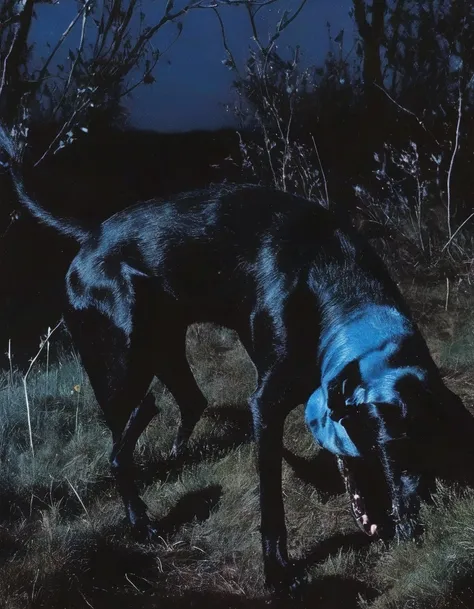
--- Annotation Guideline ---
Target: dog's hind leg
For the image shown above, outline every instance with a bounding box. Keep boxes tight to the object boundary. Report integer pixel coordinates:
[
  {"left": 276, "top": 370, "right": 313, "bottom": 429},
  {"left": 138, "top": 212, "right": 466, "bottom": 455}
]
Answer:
[
  {"left": 109, "top": 391, "right": 159, "bottom": 538},
  {"left": 64, "top": 306, "right": 158, "bottom": 539},
  {"left": 153, "top": 325, "right": 208, "bottom": 458}
]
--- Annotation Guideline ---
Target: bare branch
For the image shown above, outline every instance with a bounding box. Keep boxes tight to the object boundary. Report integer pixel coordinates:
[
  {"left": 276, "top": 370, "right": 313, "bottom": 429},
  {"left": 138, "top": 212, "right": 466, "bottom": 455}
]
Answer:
[
  {"left": 311, "top": 134, "right": 329, "bottom": 208},
  {"left": 268, "top": 0, "right": 308, "bottom": 46},
  {"left": 0, "top": 0, "right": 35, "bottom": 122},
  {"left": 3, "top": 0, "right": 292, "bottom": 166},
  {"left": 34, "top": 97, "right": 92, "bottom": 167},
  {"left": 446, "top": 88, "right": 463, "bottom": 241},
  {"left": 442, "top": 212, "right": 474, "bottom": 253},
  {"left": 373, "top": 82, "right": 441, "bottom": 146},
  {"left": 211, "top": 7, "right": 241, "bottom": 77},
  {"left": 34, "top": 6, "right": 87, "bottom": 90},
  {"left": 23, "top": 320, "right": 63, "bottom": 458},
  {"left": 120, "top": 42, "right": 161, "bottom": 97},
  {"left": 53, "top": 0, "right": 92, "bottom": 117}
]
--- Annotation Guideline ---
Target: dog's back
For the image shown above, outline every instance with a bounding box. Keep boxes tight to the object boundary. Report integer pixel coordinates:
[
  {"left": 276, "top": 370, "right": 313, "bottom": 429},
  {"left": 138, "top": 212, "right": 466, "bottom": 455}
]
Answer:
[{"left": 66, "top": 184, "right": 406, "bottom": 327}]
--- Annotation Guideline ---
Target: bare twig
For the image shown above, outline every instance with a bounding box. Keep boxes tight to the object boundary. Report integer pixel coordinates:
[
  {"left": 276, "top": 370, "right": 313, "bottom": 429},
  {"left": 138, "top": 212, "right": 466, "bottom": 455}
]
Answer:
[
  {"left": 261, "top": 119, "right": 279, "bottom": 186},
  {"left": 268, "top": 0, "right": 308, "bottom": 46},
  {"left": 442, "top": 212, "right": 474, "bottom": 253},
  {"left": 446, "top": 89, "right": 463, "bottom": 241},
  {"left": 23, "top": 320, "right": 63, "bottom": 458},
  {"left": 79, "top": 592, "right": 95, "bottom": 609},
  {"left": 211, "top": 7, "right": 241, "bottom": 77},
  {"left": 125, "top": 573, "right": 143, "bottom": 593},
  {"left": 373, "top": 82, "right": 441, "bottom": 147},
  {"left": 46, "top": 325, "right": 51, "bottom": 394},
  {"left": 34, "top": 7, "right": 87, "bottom": 90},
  {"left": 7, "top": 338, "right": 13, "bottom": 400},
  {"left": 120, "top": 24, "right": 186, "bottom": 99},
  {"left": 66, "top": 476, "right": 90, "bottom": 519},
  {"left": 415, "top": 176, "right": 424, "bottom": 252},
  {"left": 34, "top": 98, "right": 91, "bottom": 167},
  {"left": 0, "top": 0, "right": 35, "bottom": 120},
  {"left": 53, "top": 0, "right": 91, "bottom": 117},
  {"left": 311, "top": 134, "right": 329, "bottom": 207}
]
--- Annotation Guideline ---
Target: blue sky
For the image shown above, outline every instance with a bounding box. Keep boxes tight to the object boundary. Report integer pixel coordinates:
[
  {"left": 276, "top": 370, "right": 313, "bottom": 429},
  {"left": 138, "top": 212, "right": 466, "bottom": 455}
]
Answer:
[{"left": 31, "top": 0, "right": 353, "bottom": 132}]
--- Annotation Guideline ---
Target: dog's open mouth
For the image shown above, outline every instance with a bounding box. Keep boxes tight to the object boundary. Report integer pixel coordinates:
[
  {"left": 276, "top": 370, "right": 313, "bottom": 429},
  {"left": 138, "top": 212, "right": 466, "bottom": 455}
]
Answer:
[{"left": 336, "top": 456, "right": 379, "bottom": 537}]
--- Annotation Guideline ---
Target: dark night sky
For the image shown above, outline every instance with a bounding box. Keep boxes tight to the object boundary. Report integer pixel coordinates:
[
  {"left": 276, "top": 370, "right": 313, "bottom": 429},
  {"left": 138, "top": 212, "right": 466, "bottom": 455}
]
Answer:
[{"left": 32, "top": 1, "right": 353, "bottom": 132}]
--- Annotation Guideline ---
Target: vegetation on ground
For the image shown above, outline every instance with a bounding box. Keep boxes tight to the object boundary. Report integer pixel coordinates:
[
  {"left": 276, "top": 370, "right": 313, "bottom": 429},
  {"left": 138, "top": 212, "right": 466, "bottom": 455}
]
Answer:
[
  {"left": 0, "top": 284, "right": 474, "bottom": 609},
  {"left": 2, "top": 2, "right": 474, "bottom": 607}
]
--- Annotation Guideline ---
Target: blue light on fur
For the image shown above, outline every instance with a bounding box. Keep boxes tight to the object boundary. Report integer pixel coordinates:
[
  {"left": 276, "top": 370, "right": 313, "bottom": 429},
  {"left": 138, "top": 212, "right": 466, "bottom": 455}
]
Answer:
[
  {"left": 305, "top": 304, "right": 426, "bottom": 457},
  {"left": 306, "top": 389, "right": 361, "bottom": 456}
]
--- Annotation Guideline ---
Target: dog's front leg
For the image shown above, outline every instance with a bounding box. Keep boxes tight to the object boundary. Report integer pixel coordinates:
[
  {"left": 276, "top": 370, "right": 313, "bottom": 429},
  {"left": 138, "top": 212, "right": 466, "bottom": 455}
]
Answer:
[{"left": 251, "top": 390, "right": 305, "bottom": 596}]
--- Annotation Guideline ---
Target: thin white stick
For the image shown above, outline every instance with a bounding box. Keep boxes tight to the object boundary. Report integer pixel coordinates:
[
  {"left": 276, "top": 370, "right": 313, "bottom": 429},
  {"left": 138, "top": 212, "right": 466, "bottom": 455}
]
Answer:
[
  {"left": 311, "top": 134, "right": 329, "bottom": 208},
  {"left": 442, "top": 213, "right": 474, "bottom": 253},
  {"left": 66, "top": 476, "right": 90, "bottom": 520},
  {"left": 23, "top": 320, "right": 63, "bottom": 458},
  {"left": 7, "top": 338, "right": 13, "bottom": 399},
  {"left": 446, "top": 89, "right": 463, "bottom": 240},
  {"left": 46, "top": 325, "right": 51, "bottom": 394}
]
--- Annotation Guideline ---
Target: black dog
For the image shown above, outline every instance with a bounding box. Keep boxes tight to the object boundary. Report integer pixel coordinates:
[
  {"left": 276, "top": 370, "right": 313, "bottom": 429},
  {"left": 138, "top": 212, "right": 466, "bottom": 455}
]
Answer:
[{"left": 2, "top": 126, "right": 474, "bottom": 594}]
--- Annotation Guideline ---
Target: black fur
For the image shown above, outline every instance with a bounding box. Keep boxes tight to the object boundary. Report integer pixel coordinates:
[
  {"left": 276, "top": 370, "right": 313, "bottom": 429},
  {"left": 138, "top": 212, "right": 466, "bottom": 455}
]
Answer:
[{"left": 2, "top": 125, "right": 474, "bottom": 595}]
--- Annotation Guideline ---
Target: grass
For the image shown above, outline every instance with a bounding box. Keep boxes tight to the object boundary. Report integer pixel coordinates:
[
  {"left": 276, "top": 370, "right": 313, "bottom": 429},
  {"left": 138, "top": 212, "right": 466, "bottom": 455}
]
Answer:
[{"left": 1, "top": 281, "right": 474, "bottom": 608}]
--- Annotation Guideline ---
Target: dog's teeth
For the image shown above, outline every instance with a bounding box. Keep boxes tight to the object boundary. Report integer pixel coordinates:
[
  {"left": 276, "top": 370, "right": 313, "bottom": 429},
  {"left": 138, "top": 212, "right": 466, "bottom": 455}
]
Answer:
[
  {"left": 353, "top": 494, "right": 360, "bottom": 500},
  {"left": 362, "top": 514, "right": 369, "bottom": 525},
  {"left": 370, "top": 524, "right": 378, "bottom": 536}
]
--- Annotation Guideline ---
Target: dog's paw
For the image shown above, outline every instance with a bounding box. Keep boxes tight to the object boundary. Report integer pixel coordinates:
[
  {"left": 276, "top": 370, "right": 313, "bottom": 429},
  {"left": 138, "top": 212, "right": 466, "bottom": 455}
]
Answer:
[
  {"left": 265, "top": 561, "right": 308, "bottom": 598},
  {"left": 169, "top": 438, "right": 188, "bottom": 460},
  {"left": 169, "top": 444, "right": 182, "bottom": 460},
  {"left": 131, "top": 516, "right": 160, "bottom": 543}
]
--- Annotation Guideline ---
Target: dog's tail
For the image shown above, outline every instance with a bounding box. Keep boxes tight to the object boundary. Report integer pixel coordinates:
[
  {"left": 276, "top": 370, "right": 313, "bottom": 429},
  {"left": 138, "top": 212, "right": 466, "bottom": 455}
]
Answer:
[{"left": 0, "top": 125, "right": 91, "bottom": 243}]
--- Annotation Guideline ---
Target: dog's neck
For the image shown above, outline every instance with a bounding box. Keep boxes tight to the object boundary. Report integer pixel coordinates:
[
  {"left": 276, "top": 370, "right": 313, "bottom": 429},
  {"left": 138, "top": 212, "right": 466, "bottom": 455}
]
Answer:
[
  {"left": 318, "top": 304, "right": 427, "bottom": 394},
  {"left": 305, "top": 304, "right": 431, "bottom": 457}
]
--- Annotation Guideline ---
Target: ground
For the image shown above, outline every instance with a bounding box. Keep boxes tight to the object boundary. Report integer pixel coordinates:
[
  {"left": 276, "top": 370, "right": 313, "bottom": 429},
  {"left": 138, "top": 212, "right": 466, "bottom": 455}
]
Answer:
[{"left": 1, "top": 279, "right": 474, "bottom": 609}]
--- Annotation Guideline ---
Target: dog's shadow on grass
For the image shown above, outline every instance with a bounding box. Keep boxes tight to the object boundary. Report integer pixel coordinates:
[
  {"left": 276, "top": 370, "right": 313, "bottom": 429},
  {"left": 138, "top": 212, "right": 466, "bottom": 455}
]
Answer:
[
  {"left": 139, "top": 403, "right": 253, "bottom": 486},
  {"left": 141, "top": 406, "right": 345, "bottom": 497},
  {"left": 152, "top": 484, "right": 223, "bottom": 537},
  {"left": 444, "top": 571, "right": 474, "bottom": 608},
  {"left": 282, "top": 447, "right": 345, "bottom": 497},
  {"left": 86, "top": 575, "right": 377, "bottom": 609},
  {"left": 299, "top": 530, "right": 374, "bottom": 570},
  {"left": 190, "top": 404, "right": 253, "bottom": 461},
  {"left": 290, "top": 574, "right": 377, "bottom": 609}
]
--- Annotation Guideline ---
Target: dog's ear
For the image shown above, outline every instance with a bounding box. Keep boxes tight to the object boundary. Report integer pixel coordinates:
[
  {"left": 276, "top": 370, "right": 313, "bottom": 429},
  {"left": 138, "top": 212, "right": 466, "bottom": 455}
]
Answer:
[
  {"left": 395, "top": 374, "right": 474, "bottom": 483},
  {"left": 327, "top": 359, "right": 362, "bottom": 418},
  {"left": 397, "top": 374, "right": 474, "bottom": 441}
]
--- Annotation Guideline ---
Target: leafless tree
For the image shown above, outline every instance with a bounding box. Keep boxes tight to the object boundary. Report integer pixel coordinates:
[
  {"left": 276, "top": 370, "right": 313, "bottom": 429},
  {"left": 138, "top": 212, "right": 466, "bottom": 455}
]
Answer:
[{"left": 0, "top": 0, "right": 281, "bottom": 164}]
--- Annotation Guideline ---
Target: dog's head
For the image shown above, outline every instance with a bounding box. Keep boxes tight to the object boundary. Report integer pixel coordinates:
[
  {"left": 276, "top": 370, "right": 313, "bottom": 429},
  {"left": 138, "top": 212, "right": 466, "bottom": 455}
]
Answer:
[{"left": 305, "top": 354, "right": 474, "bottom": 541}]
